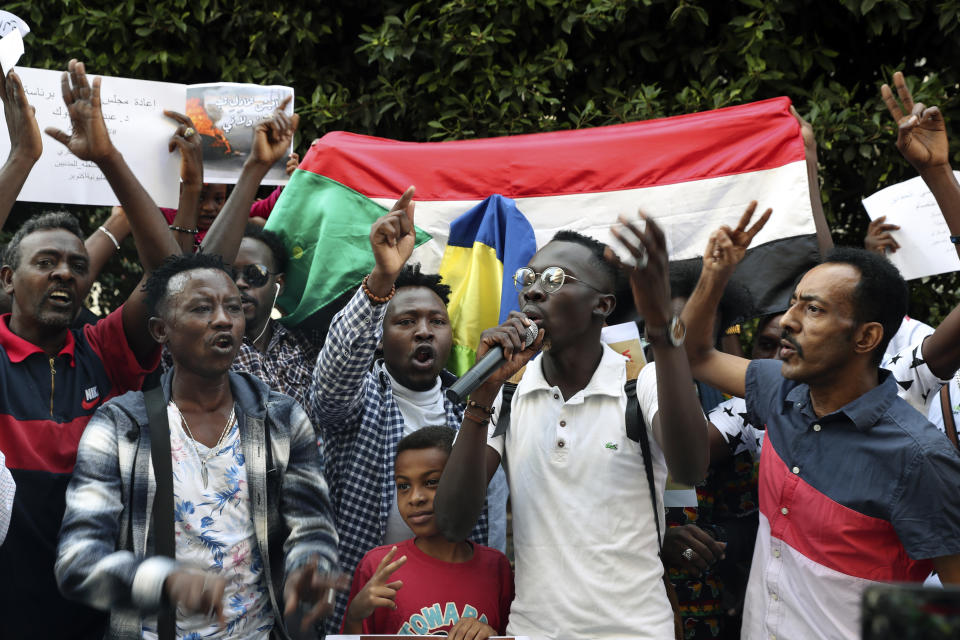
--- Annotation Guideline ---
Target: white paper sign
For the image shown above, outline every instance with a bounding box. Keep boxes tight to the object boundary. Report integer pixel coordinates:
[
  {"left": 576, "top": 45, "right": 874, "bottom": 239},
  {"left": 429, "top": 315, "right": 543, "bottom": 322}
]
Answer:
[
  {"left": 0, "top": 11, "right": 30, "bottom": 38},
  {"left": 0, "top": 30, "right": 23, "bottom": 76},
  {"left": 0, "top": 67, "right": 185, "bottom": 208},
  {"left": 862, "top": 173, "right": 960, "bottom": 280}
]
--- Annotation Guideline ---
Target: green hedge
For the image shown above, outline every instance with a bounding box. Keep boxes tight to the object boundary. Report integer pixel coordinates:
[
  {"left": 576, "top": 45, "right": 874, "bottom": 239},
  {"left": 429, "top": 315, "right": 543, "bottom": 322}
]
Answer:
[{"left": 6, "top": 0, "right": 960, "bottom": 322}]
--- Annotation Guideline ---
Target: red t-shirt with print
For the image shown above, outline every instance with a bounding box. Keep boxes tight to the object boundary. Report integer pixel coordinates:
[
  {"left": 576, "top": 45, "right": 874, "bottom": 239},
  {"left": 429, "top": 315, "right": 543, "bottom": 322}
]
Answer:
[{"left": 343, "top": 537, "right": 513, "bottom": 635}]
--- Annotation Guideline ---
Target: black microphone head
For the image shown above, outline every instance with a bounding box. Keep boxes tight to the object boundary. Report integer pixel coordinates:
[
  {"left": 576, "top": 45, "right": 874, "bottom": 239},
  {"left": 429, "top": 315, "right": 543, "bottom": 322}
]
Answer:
[{"left": 523, "top": 322, "right": 539, "bottom": 347}]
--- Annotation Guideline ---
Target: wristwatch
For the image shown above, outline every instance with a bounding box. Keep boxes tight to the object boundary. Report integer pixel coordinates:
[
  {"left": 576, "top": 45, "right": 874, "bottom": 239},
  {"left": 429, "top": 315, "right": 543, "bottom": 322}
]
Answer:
[{"left": 645, "top": 315, "right": 686, "bottom": 347}]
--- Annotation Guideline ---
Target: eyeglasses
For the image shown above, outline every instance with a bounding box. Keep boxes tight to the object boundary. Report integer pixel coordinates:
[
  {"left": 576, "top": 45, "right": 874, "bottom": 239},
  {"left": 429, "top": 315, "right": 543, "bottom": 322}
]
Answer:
[
  {"left": 234, "top": 263, "right": 275, "bottom": 288},
  {"left": 513, "top": 266, "right": 606, "bottom": 294}
]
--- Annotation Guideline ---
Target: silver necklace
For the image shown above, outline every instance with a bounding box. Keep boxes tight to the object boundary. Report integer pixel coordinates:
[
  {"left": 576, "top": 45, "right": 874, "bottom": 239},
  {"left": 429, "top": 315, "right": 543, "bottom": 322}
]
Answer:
[{"left": 171, "top": 401, "right": 236, "bottom": 489}]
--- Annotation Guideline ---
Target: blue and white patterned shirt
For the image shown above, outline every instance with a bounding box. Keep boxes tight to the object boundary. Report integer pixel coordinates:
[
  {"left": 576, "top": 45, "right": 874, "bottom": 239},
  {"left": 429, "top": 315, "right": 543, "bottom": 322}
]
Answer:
[{"left": 308, "top": 286, "right": 489, "bottom": 632}]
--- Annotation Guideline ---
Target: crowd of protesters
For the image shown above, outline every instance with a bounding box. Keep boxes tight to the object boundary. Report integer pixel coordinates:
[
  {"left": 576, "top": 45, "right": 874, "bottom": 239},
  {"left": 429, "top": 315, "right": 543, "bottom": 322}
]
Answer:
[{"left": 0, "top": 55, "right": 958, "bottom": 640}]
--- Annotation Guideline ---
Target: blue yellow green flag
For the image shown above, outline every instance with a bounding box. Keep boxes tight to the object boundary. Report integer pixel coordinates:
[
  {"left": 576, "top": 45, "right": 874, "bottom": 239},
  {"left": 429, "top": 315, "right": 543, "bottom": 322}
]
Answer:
[{"left": 438, "top": 194, "right": 537, "bottom": 375}]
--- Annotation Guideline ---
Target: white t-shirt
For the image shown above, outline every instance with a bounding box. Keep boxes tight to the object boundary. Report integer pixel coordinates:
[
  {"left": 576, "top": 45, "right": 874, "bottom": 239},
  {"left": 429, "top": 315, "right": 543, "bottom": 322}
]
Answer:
[
  {"left": 142, "top": 404, "right": 273, "bottom": 640},
  {"left": 382, "top": 373, "right": 447, "bottom": 545},
  {"left": 487, "top": 345, "right": 673, "bottom": 640}
]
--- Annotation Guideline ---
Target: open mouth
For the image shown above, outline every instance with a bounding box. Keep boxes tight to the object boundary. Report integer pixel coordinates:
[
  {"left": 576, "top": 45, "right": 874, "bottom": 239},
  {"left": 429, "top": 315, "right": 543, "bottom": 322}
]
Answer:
[
  {"left": 779, "top": 338, "right": 798, "bottom": 360},
  {"left": 46, "top": 289, "right": 73, "bottom": 307},
  {"left": 521, "top": 306, "right": 545, "bottom": 328},
  {"left": 212, "top": 333, "right": 234, "bottom": 350},
  {"left": 412, "top": 344, "right": 436, "bottom": 369}
]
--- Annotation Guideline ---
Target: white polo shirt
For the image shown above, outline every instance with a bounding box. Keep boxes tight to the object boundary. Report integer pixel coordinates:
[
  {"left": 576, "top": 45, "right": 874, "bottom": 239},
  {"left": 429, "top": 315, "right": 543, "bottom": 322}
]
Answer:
[{"left": 487, "top": 344, "right": 673, "bottom": 640}]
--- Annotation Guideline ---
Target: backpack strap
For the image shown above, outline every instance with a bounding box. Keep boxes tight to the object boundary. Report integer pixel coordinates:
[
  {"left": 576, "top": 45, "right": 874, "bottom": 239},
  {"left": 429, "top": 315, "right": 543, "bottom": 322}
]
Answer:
[
  {"left": 490, "top": 382, "right": 518, "bottom": 438},
  {"left": 145, "top": 385, "right": 175, "bottom": 640},
  {"left": 625, "top": 378, "right": 660, "bottom": 548},
  {"left": 941, "top": 383, "right": 959, "bottom": 449}
]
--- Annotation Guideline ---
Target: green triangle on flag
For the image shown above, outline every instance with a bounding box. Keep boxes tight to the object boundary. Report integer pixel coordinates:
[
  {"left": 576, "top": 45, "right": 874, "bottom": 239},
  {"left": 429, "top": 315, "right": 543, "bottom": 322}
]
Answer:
[{"left": 264, "top": 170, "right": 432, "bottom": 326}]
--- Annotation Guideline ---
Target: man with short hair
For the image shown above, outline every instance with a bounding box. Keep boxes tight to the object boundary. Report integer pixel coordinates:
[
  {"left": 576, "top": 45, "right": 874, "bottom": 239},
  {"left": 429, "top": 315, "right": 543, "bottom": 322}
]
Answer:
[
  {"left": 436, "top": 216, "right": 710, "bottom": 639},
  {"left": 681, "top": 207, "right": 960, "bottom": 640},
  {"left": 56, "top": 252, "right": 340, "bottom": 639},
  {"left": 230, "top": 224, "right": 322, "bottom": 412},
  {"left": 0, "top": 61, "right": 181, "bottom": 639},
  {"left": 307, "top": 188, "right": 494, "bottom": 631}
]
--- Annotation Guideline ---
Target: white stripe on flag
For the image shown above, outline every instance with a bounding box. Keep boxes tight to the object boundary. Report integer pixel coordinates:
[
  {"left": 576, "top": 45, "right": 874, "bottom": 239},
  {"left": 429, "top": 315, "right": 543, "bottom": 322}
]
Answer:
[{"left": 372, "top": 160, "right": 812, "bottom": 272}]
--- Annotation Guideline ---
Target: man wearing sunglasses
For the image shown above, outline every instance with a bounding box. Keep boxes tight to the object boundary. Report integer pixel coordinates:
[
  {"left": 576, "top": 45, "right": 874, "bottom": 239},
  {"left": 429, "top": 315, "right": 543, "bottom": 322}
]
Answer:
[
  {"left": 436, "top": 217, "right": 710, "bottom": 640},
  {"left": 229, "top": 224, "right": 322, "bottom": 413}
]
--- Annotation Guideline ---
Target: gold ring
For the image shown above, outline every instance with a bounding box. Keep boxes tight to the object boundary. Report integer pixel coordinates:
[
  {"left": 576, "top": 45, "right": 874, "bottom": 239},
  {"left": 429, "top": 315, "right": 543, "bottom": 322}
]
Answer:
[{"left": 183, "top": 127, "right": 196, "bottom": 138}]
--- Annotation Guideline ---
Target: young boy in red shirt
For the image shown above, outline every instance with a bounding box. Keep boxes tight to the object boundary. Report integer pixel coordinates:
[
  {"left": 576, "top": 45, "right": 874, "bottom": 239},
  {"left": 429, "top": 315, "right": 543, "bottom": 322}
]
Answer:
[{"left": 342, "top": 426, "right": 513, "bottom": 636}]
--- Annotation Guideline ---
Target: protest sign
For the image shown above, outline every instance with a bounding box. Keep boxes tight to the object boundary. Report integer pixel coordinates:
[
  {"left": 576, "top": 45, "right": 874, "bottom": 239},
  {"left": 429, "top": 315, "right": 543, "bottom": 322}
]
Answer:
[
  {"left": 0, "top": 67, "right": 184, "bottom": 208},
  {"left": 862, "top": 172, "right": 960, "bottom": 280},
  {"left": 0, "top": 66, "right": 294, "bottom": 207},
  {"left": 186, "top": 83, "right": 294, "bottom": 186}
]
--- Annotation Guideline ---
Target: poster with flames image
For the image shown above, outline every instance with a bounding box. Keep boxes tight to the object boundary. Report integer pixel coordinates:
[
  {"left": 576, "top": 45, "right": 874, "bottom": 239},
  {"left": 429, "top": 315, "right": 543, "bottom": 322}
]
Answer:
[{"left": 186, "top": 83, "right": 294, "bottom": 185}]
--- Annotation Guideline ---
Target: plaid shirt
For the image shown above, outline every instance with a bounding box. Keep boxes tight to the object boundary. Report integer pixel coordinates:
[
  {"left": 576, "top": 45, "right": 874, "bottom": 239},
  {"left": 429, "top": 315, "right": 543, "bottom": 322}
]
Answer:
[
  {"left": 0, "top": 449, "right": 12, "bottom": 546},
  {"left": 308, "top": 286, "right": 489, "bottom": 633},
  {"left": 56, "top": 370, "right": 338, "bottom": 640},
  {"left": 232, "top": 321, "right": 322, "bottom": 413}
]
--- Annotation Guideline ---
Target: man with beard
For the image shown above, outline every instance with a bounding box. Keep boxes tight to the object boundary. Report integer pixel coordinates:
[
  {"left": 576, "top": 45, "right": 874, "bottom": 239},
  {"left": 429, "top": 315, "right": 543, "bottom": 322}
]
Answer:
[
  {"left": 680, "top": 206, "right": 960, "bottom": 640},
  {"left": 307, "top": 187, "right": 495, "bottom": 632},
  {"left": 0, "top": 61, "right": 182, "bottom": 638},
  {"left": 435, "top": 215, "right": 710, "bottom": 639},
  {"left": 56, "top": 252, "right": 340, "bottom": 639}
]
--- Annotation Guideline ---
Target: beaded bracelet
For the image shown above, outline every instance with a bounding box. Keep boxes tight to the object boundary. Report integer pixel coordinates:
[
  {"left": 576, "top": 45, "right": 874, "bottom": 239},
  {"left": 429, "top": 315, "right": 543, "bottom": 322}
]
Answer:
[
  {"left": 467, "top": 399, "right": 495, "bottom": 416},
  {"left": 98, "top": 225, "right": 120, "bottom": 251},
  {"left": 362, "top": 275, "right": 396, "bottom": 304},
  {"left": 169, "top": 224, "right": 198, "bottom": 234}
]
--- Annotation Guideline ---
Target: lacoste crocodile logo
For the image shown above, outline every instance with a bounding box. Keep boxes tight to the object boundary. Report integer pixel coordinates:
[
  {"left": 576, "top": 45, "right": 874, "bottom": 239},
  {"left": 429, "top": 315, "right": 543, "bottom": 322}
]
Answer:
[{"left": 604, "top": 442, "right": 618, "bottom": 451}]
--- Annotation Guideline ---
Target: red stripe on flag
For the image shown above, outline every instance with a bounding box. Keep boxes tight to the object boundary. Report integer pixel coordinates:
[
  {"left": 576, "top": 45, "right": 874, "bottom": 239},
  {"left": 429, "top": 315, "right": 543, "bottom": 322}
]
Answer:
[
  {"left": 0, "top": 414, "right": 93, "bottom": 474},
  {"left": 759, "top": 437, "right": 932, "bottom": 582},
  {"left": 300, "top": 97, "right": 803, "bottom": 201}
]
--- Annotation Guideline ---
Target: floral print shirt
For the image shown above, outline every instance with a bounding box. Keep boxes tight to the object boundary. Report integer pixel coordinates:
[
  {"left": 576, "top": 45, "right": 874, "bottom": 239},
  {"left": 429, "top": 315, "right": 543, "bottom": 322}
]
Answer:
[{"left": 141, "top": 403, "right": 273, "bottom": 639}]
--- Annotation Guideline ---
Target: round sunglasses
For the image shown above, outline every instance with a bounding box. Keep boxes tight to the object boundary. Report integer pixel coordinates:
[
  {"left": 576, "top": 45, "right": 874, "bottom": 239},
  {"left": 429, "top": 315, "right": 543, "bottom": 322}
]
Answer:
[{"left": 513, "top": 266, "right": 607, "bottom": 294}]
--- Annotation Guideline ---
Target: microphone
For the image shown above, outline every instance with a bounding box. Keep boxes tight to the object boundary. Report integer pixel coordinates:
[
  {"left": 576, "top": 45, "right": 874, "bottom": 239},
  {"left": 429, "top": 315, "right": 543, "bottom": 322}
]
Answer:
[{"left": 446, "top": 321, "right": 540, "bottom": 404}]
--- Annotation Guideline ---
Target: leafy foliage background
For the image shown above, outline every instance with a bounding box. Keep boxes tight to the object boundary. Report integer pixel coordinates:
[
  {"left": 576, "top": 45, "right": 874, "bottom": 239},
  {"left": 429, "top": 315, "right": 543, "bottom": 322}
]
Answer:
[{"left": 5, "top": 0, "right": 960, "bottom": 322}]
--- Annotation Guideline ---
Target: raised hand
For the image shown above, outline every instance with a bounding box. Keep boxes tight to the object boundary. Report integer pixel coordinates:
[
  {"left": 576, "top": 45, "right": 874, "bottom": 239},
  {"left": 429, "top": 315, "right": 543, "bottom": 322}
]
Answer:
[
  {"left": 344, "top": 547, "right": 407, "bottom": 625},
  {"left": 367, "top": 186, "right": 417, "bottom": 296},
  {"left": 286, "top": 152, "right": 300, "bottom": 176},
  {"left": 0, "top": 69, "right": 41, "bottom": 162},
  {"left": 164, "top": 110, "right": 203, "bottom": 186},
  {"left": 283, "top": 554, "right": 348, "bottom": 631},
  {"left": 702, "top": 201, "right": 772, "bottom": 276},
  {"left": 864, "top": 215, "right": 901, "bottom": 254},
  {"left": 605, "top": 212, "right": 673, "bottom": 328},
  {"left": 881, "top": 71, "right": 949, "bottom": 172},
  {"left": 249, "top": 95, "right": 299, "bottom": 169},
  {"left": 789, "top": 105, "right": 816, "bottom": 154},
  {"left": 163, "top": 569, "right": 227, "bottom": 628},
  {"left": 44, "top": 59, "right": 117, "bottom": 163}
]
